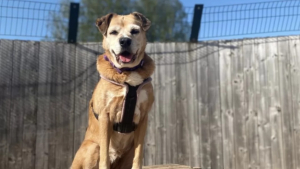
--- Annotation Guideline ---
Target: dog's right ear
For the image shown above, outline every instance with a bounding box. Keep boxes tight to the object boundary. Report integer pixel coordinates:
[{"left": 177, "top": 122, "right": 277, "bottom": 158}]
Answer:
[{"left": 95, "top": 13, "right": 115, "bottom": 36}]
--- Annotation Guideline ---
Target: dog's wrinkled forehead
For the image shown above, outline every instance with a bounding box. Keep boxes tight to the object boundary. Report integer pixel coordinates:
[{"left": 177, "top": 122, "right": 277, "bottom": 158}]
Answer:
[
  {"left": 108, "top": 15, "right": 140, "bottom": 32},
  {"left": 96, "top": 12, "right": 151, "bottom": 36}
]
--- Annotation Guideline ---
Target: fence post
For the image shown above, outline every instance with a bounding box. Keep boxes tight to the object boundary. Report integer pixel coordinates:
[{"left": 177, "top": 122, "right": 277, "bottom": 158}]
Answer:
[
  {"left": 68, "top": 2, "right": 79, "bottom": 43},
  {"left": 190, "top": 4, "right": 204, "bottom": 42}
]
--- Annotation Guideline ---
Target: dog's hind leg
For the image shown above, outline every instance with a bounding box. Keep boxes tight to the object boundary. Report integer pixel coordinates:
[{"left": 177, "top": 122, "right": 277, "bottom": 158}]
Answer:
[{"left": 71, "top": 140, "right": 100, "bottom": 169}]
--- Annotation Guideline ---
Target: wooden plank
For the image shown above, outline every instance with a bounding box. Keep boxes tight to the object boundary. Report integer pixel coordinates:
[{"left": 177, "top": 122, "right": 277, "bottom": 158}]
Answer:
[
  {"left": 35, "top": 41, "right": 56, "bottom": 169},
  {"left": 175, "top": 43, "right": 191, "bottom": 165},
  {"left": 196, "top": 42, "right": 209, "bottom": 169},
  {"left": 73, "top": 42, "right": 88, "bottom": 153},
  {"left": 243, "top": 39, "right": 259, "bottom": 168},
  {"left": 163, "top": 43, "right": 178, "bottom": 165},
  {"left": 21, "top": 41, "right": 39, "bottom": 169},
  {"left": 207, "top": 41, "right": 223, "bottom": 169},
  {"left": 143, "top": 164, "right": 192, "bottom": 169},
  {"left": 277, "top": 36, "right": 294, "bottom": 169},
  {"left": 144, "top": 43, "right": 156, "bottom": 166},
  {"left": 54, "top": 42, "right": 76, "bottom": 168},
  {"left": 231, "top": 40, "right": 247, "bottom": 169},
  {"left": 0, "top": 40, "right": 13, "bottom": 169},
  {"left": 185, "top": 43, "right": 200, "bottom": 168},
  {"left": 255, "top": 38, "right": 271, "bottom": 169},
  {"left": 265, "top": 37, "right": 284, "bottom": 169},
  {"left": 8, "top": 41, "right": 24, "bottom": 169},
  {"left": 219, "top": 40, "right": 235, "bottom": 169},
  {"left": 154, "top": 43, "right": 167, "bottom": 164},
  {"left": 168, "top": 43, "right": 178, "bottom": 164},
  {"left": 289, "top": 35, "right": 300, "bottom": 169}
]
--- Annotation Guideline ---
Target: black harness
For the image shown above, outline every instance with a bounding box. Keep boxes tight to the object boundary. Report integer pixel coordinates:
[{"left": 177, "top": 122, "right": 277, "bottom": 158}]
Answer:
[{"left": 93, "top": 75, "right": 151, "bottom": 133}]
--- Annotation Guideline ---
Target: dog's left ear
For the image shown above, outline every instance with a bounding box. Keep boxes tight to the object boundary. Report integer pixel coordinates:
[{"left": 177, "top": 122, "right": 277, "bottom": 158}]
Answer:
[
  {"left": 131, "top": 12, "right": 151, "bottom": 31},
  {"left": 95, "top": 13, "right": 115, "bottom": 36}
]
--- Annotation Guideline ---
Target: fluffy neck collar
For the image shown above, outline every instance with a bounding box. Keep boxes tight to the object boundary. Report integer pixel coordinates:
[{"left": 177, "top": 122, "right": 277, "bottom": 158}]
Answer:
[{"left": 97, "top": 52, "right": 155, "bottom": 84}]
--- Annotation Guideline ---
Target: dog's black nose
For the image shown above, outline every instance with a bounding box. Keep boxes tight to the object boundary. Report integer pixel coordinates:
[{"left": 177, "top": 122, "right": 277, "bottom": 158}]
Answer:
[{"left": 119, "top": 37, "right": 132, "bottom": 47}]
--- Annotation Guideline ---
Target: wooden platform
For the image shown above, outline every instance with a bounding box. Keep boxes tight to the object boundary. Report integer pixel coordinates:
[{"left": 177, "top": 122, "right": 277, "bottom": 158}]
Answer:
[{"left": 143, "top": 164, "right": 196, "bottom": 169}]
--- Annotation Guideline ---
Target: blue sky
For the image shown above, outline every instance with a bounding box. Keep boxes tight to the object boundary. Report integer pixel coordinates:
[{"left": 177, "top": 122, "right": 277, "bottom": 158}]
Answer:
[{"left": 0, "top": 0, "right": 299, "bottom": 41}]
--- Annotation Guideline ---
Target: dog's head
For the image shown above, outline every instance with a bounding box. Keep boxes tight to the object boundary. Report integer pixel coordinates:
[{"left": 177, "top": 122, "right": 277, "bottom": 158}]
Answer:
[{"left": 96, "top": 12, "right": 151, "bottom": 68}]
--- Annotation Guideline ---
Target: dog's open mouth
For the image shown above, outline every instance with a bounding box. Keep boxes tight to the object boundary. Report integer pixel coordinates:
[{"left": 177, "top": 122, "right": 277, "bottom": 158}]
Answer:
[
  {"left": 119, "top": 51, "right": 133, "bottom": 63},
  {"left": 113, "top": 50, "right": 137, "bottom": 63}
]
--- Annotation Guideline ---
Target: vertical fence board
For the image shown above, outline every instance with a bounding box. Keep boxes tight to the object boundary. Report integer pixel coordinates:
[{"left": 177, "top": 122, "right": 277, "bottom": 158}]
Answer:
[
  {"left": 153, "top": 43, "right": 165, "bottom": 164},
  {"left": 21, "top": 41, "right": 39, "bottom": 169},
  {"left": 49, "top": 43, "right": 59, "bottom": 169},
  {"left": 266, "top": 37, "right": 284, "bottom": 169},
  {"left": 164, "top": 43, "right": 176, "bottom": 164},
  {"left": 175, "top": 43, "right": 190, "bottom": 165},
  {"left": 54, "top": 43, "right": 75, "bottom": 168},
  {"left": 243, "top": 39, "right": 259, "bottom": 169},
  {"left": 144, "top": 43, "right": 156, "bottom": 165},
  {"left": 8, "top": 41, "right": 24, "bottom": 169},
  {"left": 219, "top": 40, "right": 235, "bottom": 169},
  {"left": 196, "top": 42, "right": 209, "bottom": 169},
  {"left": 231, "top": 40, "right": 247, "bottom": 169},
  {"left": 255, "top": 38, "right": 271, "bottom": 169},
  {"left": 278, "top": 36, "right": 294, "bottom": 169},
  {"left": 207, "top": 41, "right": 223, "bottom": 169},
  {"left": 35, "top": 42, "right": 56, "bottom": 169},
  {"left": 169, "top": 43, "right": 178, "bottom": 164},
  {"left": 0, "top": 40, "right": 13, "bottom": 169},
  {"left": 187, "top": 43, "right": 200, "bottom": 168},
  {"left": 74, "top": 43, "right": 88, "bottom": 153},
  {"left": 289, "top": 36, "right": 300, "bottom": 169}
]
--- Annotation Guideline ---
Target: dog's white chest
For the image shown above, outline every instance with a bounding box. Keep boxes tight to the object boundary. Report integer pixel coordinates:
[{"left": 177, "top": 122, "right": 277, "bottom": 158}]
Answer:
[{"left": 133, "top": 89, "right": 148, "bottom": 124}]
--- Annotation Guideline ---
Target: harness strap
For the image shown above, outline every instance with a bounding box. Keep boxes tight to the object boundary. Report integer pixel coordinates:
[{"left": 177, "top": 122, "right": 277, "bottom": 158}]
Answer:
[{"left": 92, "top": 75, "right": 152, "bottom": 133}]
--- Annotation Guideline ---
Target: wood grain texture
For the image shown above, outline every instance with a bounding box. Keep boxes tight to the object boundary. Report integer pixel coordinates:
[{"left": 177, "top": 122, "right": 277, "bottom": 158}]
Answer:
[
  {"left": 289, "top": 36, "right": 300, "bottom": 169},
  {"left": 54, "top": 43, "right": 76, "bottom": 169},
  {"left": 153, "top": 42, "right": 165, "bottom": 164},
  {"left": 277, "top": 36, "right": 294, "bottom": 169},
  {"left": 207, "top": 41, "right": 223, "bottom": 169},
  {"left": 144, "top": 43, "right": 156, "bottom": 165},
  {"left": 73, "top": 42, "right": 88, "bottom": 154},
  {"left": 196, "top": 42, "right": 209, "bottom": 169},
  {"left": 8, "top": 41, "right": 24, "bottom": 169},
  {"left": 231, "top": 40, "right": 247, "bottom": 169},
  {"left": 243, "top": 39, "right": 259, "bottom": 169},
  {"left": 219, "top": 40, "right": 235, "bottom": 169},
  {"left": 143, "top": 164, "right": 192, "bottom": 169},
  {"left": 176, "top": 43, "right": 191, "bottom": 165},
  {"left": 266, "top": 37, "right": 284, "bottom": 169},
  {"left": 21, "top": 41, "right": 39, "bottom": 169},
  {"left": 255, "top": 38, "right": 271, "bottom": 169},
  {"left": 0, "top": 40, "right": 13, "bottom": 169},
  {"left": 35, "top": 42, "right": 56, "bottom": 169}
]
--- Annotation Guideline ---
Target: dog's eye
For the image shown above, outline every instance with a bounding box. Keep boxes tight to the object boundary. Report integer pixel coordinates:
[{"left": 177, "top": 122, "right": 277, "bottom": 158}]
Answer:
[
  {"left": 131, "top": 29, "right": 139, "bottom": 35},
  {"left": 110, "top": 30, "right": 118, "bottom": 35}
]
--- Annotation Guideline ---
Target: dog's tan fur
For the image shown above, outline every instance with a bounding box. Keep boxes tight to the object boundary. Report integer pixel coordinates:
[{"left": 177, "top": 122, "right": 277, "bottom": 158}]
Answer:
[{"left": 71, "top": 12, "right": 154, "bottom": 169}]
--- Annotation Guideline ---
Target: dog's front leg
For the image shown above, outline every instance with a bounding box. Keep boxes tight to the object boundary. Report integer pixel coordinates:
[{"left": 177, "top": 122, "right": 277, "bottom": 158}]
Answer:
[
  {"left": 99, "top": 112, "right": 111, "bottom": 169},
  {"left": 132, "top": 114, "right": 148, "bottom": 169}
]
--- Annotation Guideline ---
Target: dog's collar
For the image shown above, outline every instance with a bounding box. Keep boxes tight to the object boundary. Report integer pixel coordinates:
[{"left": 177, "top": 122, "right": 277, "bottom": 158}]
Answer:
[
  {"left": 92, "top": 75, "right": 152, "bottom": 133},
  {"left": 104, "top": 55, "right": 144, "bottom": 74}
]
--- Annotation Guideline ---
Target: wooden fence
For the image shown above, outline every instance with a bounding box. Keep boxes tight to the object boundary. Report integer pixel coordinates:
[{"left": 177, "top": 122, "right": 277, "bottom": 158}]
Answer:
[{"left": 0, "top": 35, "right": 300, "bottom": 169}]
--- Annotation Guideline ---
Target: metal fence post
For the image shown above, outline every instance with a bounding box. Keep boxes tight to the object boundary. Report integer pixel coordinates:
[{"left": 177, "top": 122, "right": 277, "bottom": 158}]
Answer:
[
  {"left": 190, "top": 4, "right": 204, "bottom": 42},
  {"left": 68, "top": 2, "right": 79, "bottom": 43}
]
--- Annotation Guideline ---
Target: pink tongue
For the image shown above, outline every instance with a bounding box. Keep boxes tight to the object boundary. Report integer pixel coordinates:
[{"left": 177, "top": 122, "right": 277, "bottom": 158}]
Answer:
[{"left": 119, "top": 55, "right": 133, "bottom": 63}]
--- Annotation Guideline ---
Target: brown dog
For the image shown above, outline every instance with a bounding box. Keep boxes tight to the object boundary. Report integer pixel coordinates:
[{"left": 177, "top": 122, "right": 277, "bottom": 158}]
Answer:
[{"left": 70, "top": 12, "right": 155, "bottom": 169}]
